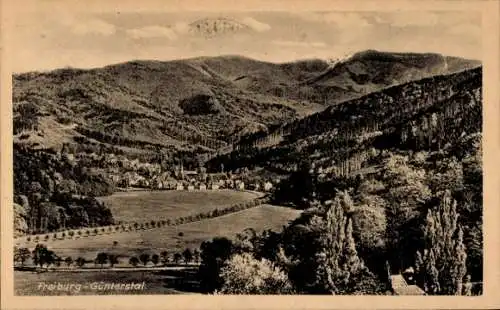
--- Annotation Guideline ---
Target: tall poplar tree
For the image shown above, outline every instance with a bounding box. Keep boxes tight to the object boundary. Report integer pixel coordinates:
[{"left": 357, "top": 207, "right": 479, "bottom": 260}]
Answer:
[
  {"left": 314, "top": 191, "right": 371, "bottom": 294},
  {"left": 415, "top": 190, "right": 467, "bottom": 295}
]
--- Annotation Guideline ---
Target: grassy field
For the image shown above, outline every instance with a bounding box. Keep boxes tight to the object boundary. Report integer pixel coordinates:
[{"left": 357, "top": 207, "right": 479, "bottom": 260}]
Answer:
[
  {"left": 15, "top": 268, "right": 200, "bottom": 295},
  {"left": 15, "top": 188, "right": 301, "bottom": 296},
  {"left": 98, "top": 190, "right": 261, "bottom": 223},
  {"left": 19, "top": 205, "right": 301, "bottom": 261}
]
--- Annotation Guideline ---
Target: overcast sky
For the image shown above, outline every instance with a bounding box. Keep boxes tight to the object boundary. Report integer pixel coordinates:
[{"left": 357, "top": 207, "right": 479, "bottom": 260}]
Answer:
[{"left": 8, "top": 2, "right": 482, "bottom": 73}]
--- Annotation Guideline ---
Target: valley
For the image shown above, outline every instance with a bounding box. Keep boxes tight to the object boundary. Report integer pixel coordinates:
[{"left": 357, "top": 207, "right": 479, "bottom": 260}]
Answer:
[{"left": 13, "top": 50, "right": 483, "bottom": 296}]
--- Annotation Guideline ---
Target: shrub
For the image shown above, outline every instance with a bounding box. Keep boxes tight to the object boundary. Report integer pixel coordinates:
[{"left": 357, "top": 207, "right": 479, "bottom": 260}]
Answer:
[
  {"left": 76, "top": 257, "right": 86, "bottom": 268},
  {"left": 129, "top": 257, "right": 139, "bottom": 267},
  {"left": 219, "top": 253, "right": 294, "bottom": 294}
]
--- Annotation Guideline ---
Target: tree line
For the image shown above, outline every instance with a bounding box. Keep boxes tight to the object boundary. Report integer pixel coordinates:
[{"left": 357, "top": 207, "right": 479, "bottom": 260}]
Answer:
[{"left": 14, "top": 244, "right": 201, "bottom": 269}]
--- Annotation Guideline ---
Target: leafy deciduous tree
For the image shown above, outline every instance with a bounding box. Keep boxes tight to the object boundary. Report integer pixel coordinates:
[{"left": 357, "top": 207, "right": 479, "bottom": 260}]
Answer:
[
  {"left": 314, "top": 191, "right": 373, "bottom": 294},
  {"left": 129, "top": 256, "right": 139, "bottom": 267},
  {"left": 219, "top": 253, "right": 293, "bottom": 294},
  {"left": 76, "top": 257, "right": 86, "bottom": 268},
  {"left": 151, "top": 254, "right": 160, "bottom": 266},
  {"left": 95, "top": 252, "right": 108, "bottom": 268},
  {"left": 64, "top": 256, "right": 73, "bottom": 267},
  {"left": 14, "top": 247, "right": 31, "bottom": 266},
  {"left": 139, "top": 253, "right": 150, "bottom": 266}
]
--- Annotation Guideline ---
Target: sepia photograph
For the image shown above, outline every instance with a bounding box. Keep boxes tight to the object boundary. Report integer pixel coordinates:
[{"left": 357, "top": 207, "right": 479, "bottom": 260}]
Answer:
[{"left": 2, "top": 0, "right": 498, "bottom": 307}]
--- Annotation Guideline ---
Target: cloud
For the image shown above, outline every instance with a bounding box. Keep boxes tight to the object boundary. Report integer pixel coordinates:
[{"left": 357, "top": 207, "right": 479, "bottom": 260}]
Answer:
[
  {"left": 298, "top": 12, "right": 372, "bottom": 28},
  {"left": 272, "top": 40, "right": 327, "bottom": 48},
  {"left": 376, "top": 12, "right": 441, "bottom": 27},
  {"left": 322, "top": 12, "right": 372, "bottom": 28},
  {"left": 242, "top": 17, "right": 271, "bottom": 32},
  {"left": 59, "top": 16, "right": 116, "bottom": 36},
  {"left": 126, "top": 26, "right": 177, "bottom": 40},
  {"left": 72, "top": 19, "right": 116, "bottom": 36}
]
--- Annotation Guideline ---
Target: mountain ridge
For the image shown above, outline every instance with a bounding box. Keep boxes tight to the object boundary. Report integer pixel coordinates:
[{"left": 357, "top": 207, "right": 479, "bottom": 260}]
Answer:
[{"left": 13, "top": 50, "right": 480, "bottom": 167}]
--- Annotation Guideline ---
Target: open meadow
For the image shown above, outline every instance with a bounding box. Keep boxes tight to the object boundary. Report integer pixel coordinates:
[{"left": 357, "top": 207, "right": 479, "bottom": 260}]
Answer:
[
  {"left": 98, "top": 189, "right": 261, "bottom": 223},
  {"left": 16, "top": 204, "right": 301, "bottom": 262}
]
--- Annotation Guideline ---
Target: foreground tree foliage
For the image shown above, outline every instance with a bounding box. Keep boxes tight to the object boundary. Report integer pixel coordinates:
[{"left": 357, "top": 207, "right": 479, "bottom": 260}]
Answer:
[
  {"left": 95, "top": 252, "right": 108, "bottom": 268},
  {"left": 204, "top": 132, "right": 481, "bottom": 294},
  {"left": 380, "top": 154, "right": 432, "bottom": 272},
  {"left": 219, "top": 253, "right": 293, "bottom": 294},
  {"left": 198, "top": 191, "right": 387, "bottom": 295},
  {"left": 199, "top": 237, "right": 234, "bottom": 293},
  {"left": 350, "top": 195, "right": 387, "bottom": 265},
  {"left": 14, "top": 247, "right": 31, "bottom": 266},
  {"left": 32, "top": 244, "right": 57, "bottom": 268}
]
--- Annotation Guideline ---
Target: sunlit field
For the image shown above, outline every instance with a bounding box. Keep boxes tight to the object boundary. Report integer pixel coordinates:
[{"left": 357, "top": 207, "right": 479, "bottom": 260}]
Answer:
[
  {"left": 17, "top": 205, "right": 301, "bottom": 261},
  {"left": 98, "top": 190, "right": 261, "bottom": 223}
]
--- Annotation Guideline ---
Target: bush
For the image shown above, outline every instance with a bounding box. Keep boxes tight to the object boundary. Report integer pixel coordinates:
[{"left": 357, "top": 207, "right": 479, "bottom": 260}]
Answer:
[
  {"left": 129, "top": 257, "right": 139, "bottom": 267},
  {"left": 219, "top": 253, "right": 294, "bottom": 294}
]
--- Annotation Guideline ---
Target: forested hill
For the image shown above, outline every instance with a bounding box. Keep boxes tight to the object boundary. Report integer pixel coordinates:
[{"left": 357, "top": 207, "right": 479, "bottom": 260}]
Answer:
[
  {"left": 206, "top": 66, "right": 482, "bottom": 174},
  {"left": 202, "top": 65, "right": 483, "bottom": 294},
  {"left": 13, "top": 51, "right": 479, "bottom": 164}
]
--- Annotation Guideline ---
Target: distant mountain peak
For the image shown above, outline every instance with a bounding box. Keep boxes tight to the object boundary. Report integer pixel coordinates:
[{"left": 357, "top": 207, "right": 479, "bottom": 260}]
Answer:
[
  {"left": 188, "top": 17, "right": 250, "bottom": 38},
  {"left": 325, "top": 52, "right": 356, "bottom": 68}
]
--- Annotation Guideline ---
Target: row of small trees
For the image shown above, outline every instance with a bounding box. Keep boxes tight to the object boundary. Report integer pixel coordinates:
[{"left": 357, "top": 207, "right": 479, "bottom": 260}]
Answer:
[
  {"left": 14, "top": 244, "right": 84, "bottom": 268},
  {"left": 14, "top": 244, "right": 201, "bottom": 269},
  {"left": 22, "top": 196, "right": 269, "bottom": 244},
  {"left": 127, "top": 249, "right": 201, "bottom": 267}
]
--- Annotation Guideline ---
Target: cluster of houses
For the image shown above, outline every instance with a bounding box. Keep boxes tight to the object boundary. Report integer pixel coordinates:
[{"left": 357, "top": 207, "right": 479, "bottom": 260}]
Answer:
[
  {"left": 174, "top": 179, "right": 274, "bottom": 192},
  {"left": 71, "top": 150, "right": 280, "bottom": 193},
  {"left": 107, "top": 167, "right": 276, "bottom": 193},
  {"left": 77, "top": 151, "right": 280, "bottom": 193},
  {"left": 109, "top": 171, "right": 174, "bottom": 189}
]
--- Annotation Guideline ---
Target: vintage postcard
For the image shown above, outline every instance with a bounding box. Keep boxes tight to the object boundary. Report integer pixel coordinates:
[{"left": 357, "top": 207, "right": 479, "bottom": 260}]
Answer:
[{"left": 1, "top": 0, "right": 499, "bottom": 309}]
